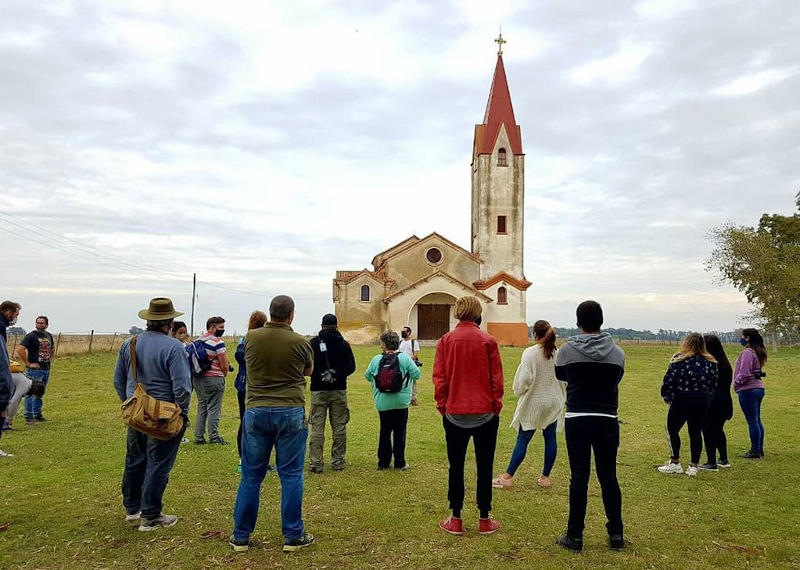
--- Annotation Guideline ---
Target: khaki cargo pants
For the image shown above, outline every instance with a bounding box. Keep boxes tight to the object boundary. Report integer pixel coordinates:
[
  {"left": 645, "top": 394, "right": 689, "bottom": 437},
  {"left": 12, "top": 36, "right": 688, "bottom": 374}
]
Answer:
[{"left": 309, "top": 390, "right": 349, "bottom": 471}]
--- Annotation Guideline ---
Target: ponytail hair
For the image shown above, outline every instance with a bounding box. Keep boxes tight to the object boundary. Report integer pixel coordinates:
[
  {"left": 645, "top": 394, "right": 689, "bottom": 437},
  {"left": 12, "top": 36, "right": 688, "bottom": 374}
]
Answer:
[
  {"left": 742, "top": 328, "right": 768, "bottom": 367},
  {"left": 533, "top": 319, "right": 557, "bottom": 360}
]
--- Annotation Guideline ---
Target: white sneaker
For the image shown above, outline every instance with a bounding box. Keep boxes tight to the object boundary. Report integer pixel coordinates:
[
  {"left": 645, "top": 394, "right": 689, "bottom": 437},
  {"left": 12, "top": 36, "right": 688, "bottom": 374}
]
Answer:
[
  {"left": 657, "top": 461, "right": 683, "bottom": 474},
  {"left": 0, "top": 448, "right": 14, "bottom": 458},
  {"left": 685, "top": 465, "right": 698, "bottom": 477}
]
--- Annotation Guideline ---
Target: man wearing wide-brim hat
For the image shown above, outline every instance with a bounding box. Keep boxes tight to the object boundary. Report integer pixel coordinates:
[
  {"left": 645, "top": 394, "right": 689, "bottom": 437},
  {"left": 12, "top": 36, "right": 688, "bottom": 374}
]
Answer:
[{"left": 113, "top": 297, "right": 192, "bottom": 531}]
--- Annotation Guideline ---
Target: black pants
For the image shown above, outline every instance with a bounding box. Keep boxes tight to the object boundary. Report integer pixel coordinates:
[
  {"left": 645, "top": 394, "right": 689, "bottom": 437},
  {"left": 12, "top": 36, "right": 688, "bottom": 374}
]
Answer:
[
  {"left": 666, "top": 393, "right": 710, "bottom": 464},
  {"left": 122, "top": 422, "right": 186, "bottom": 520},
  {"left": 443, "top": 415, "right": 499, "bottom": 516},
  {"left": 702, "top": 402, "right": 729, "bottom": 464},
  {"left": 565, "top": 416, "right": 623, "bottom": 538},
  {"left": 237, "top": 389, "right": 246, "bottom": 458},
  {"left": 378, "top": 408, "right": 409, "bottom": 468}
]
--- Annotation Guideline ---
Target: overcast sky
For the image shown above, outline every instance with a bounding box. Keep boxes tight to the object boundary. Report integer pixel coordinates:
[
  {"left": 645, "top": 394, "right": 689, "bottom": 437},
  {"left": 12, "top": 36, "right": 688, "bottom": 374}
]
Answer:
[{"left": 1, "top": 0, "right": 798, "bottom": 336}]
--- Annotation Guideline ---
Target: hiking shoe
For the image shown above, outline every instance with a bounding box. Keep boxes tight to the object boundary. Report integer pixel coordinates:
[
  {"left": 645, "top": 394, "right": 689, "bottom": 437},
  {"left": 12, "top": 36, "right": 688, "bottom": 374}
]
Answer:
[
  {"left": 718, "top": 460, "right": 731, "bottom": 468},
  {"left": 478, "top": 516, "right": 500, "bottom": 535},
  {"left": 556, "top": 533, "right": 583, "bottom": 552},
  {"left": 609, "top": 534, "right": 625, "bottom": 550},
  {"left": 397, "top": 463, "right": 410, "bottom": 471},
  {"left": 230, "top": 536, "right": 254, "bottom": 552},
  {"left": 125, "top": 511, "right": 141, "bottom": 523},
  {"left": 332, "top": 463, "right": 346, "bottom": 471},
  {"left": 35, "top": 415, "right": 46, "bottom": 422},
  {"left": 657, "top": 461, "right": 683, "bottom": 474},
  {"left": 537, "top": 475, "right": 552, "bottom": 488},
  {"left": 209, "top": 438, "right": 228, "bottom": 445},
  {"left": 25, "top": 418, "right": 35, "bottom": 426},
  {"left": 194, "top": 439, "right": 207, "bottom": 445},
  {"left": 283, "top": 532, "right": 314, "bottom": 552},
  {"left": 685, "top": 465, "right": 698, "bottom": 477},
  {"left": 138, "top": 514, "right": 178, "bottom": 531},
  {"left": 309, "top": 465, "right": 323, "bottom": 474},
  {"left": 741, "top": 451, "right": 763, "bottom": 459},
  {"left": 698, "top": 463, "right": 718, "bottom": 472},
  {"left": 439, "top": 515, "right": 463, "bottom": 535},
  {"left": 492, "top": 475, "right": 513, "bottom": 489}
]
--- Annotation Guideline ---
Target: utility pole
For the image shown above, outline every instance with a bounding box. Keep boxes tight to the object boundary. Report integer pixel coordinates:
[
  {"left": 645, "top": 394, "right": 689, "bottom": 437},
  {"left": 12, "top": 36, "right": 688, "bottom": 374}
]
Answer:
[{"left": 191, "top": 272, "right": 197, "bottom": 336}]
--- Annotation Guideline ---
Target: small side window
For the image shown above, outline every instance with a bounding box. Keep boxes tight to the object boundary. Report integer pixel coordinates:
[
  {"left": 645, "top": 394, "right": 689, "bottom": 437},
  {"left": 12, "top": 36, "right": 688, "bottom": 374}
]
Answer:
[
  {"left": 497, "top": 147, "right": 507, "bottom": 167},
  {"left": 497, "top": 286, "right": 508, "bottom": 305},
  {"left": 360, "top": 284, "right": 370, "bottom": 302},
  {"left": 497, "top": 215, "right": 507, "bottom": 234}
]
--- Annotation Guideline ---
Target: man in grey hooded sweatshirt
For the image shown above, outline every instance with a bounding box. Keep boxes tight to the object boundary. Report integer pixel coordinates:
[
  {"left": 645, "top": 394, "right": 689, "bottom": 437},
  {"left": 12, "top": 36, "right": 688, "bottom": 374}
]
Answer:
[{"left": 554, "top": 300, "right": 625, "bottom": 553}]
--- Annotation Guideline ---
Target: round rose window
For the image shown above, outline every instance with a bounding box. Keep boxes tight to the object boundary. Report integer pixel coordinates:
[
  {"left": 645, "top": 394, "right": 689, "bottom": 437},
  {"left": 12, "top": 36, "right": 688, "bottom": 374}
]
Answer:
[{"left": 426, "top": 247, "right": 442, "bottom": 264}]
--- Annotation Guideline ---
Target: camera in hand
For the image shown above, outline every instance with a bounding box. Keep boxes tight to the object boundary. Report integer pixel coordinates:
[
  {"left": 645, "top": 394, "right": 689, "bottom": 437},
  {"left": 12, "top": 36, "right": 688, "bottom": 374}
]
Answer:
[{"left": 754, "top": 371, "right": 767, "bottom": 379}]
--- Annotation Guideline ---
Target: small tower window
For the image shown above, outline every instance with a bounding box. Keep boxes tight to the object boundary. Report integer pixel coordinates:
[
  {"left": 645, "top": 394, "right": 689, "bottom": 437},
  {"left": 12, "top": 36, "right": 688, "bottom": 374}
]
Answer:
[
  {"left": 497, "top": 286, "right": 508, "bottom": 305},
  {"left": 497, "top": 148, "right": 507, "bottom": 167},
  {"left": 360, "top": 284, "right": 370, "bottom": 302},
  {"left": 497, "top": 215, "right": 507, "bottom": 234}
]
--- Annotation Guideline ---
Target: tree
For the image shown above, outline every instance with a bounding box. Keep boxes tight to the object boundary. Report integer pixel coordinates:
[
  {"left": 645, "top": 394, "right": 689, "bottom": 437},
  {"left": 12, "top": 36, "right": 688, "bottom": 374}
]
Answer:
[
  {"left": 7, "top": 326, "right": 26, "bottom": 336},
  {"left": 129, "top": 326, "right": 144, "bottom": 335},
  {"left": 707, "top": 191, "right": 800, "bottom": 350}
]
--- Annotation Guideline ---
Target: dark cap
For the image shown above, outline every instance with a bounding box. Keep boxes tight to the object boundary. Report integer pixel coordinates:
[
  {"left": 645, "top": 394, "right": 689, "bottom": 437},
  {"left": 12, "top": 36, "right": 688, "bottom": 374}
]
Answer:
[{"left": 321, "top": 313, "right": 338, "bottom": 327}]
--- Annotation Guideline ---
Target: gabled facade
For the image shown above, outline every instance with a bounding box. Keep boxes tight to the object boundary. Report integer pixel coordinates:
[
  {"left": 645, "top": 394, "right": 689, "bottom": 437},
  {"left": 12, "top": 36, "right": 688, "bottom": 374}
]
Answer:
[{"left": 334, "top": 43, "right": 530, "bottom": 346}]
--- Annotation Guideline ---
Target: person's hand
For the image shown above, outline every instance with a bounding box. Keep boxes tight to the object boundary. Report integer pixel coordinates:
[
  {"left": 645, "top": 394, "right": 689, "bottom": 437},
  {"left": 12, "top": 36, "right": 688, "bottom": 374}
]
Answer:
[{"left": 28, "top": 363, "right": 40, "bottom": 369}]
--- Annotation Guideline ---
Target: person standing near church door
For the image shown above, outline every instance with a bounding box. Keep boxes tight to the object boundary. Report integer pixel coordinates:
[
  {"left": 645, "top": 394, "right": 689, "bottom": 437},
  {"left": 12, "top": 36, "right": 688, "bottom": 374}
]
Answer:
[{"left": 399, "top": 326, "right": 421, "bottom": 405}]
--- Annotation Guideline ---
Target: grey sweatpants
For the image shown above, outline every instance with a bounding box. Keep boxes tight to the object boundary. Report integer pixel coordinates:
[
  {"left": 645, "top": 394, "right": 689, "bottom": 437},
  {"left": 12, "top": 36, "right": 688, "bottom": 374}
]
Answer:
[
  {"left": 193, "top": 376, "right": 225, "bottom": 442},
  {"left": 308, "top": 390, "right": 349, "bottom": 470},
  {"left": 8, "top": 373, "right": 32, "bottom": 420}
]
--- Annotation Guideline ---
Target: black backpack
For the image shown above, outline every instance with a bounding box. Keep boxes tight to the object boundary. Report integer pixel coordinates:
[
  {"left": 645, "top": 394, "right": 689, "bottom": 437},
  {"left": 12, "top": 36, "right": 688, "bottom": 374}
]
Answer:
[{"left": 375, "top": 352, "right": 407, "bottom": 393}]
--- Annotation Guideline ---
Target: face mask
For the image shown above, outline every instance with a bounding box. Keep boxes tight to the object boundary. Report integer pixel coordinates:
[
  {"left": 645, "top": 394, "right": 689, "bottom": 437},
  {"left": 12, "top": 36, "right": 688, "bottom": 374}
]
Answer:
[
  {"left": 215, "top": 329, "right": 225, "bottom": 338},
  {"left": 739, "top": 338, "right": 748, "bottom": 347}
]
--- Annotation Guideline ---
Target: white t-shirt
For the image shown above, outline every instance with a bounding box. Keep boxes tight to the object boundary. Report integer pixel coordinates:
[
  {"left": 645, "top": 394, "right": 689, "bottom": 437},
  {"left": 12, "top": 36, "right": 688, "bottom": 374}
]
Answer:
[{"left": 398, "top": 339, "right": 419, "bottom": 358}]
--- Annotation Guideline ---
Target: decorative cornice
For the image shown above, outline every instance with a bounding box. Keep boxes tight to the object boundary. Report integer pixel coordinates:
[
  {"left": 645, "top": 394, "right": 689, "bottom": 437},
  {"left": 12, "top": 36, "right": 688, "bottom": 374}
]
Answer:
[
  {"left": 473, "top": 271, "right": 531, "bottom": 291},
  {"left": 384, "top": 270, "right": 492, "bottom": 303}
]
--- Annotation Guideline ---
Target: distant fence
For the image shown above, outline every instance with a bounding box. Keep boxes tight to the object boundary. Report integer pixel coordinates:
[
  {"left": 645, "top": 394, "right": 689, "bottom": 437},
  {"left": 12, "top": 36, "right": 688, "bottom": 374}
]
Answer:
[{"left": 4, "top": 332, "right": 245, "bottom": 359}]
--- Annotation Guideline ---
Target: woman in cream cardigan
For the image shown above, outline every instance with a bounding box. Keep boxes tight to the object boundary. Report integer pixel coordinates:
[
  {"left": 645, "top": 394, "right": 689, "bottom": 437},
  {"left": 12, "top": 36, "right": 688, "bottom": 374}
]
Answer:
[{"left": 493, "top": 320, "right": 565, "bottom": 489}]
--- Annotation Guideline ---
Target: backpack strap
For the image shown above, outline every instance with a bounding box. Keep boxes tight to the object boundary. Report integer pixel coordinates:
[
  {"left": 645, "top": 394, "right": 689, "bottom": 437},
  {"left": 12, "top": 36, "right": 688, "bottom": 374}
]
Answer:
[{"left": 130, "top": 335, "right": 139, "bottom": 385}]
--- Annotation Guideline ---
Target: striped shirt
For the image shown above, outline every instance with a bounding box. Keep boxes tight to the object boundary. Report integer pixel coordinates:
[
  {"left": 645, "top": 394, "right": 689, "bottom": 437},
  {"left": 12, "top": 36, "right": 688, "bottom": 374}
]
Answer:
[{"left": 198, "top": 332, "right": 226, "bottom": 377}]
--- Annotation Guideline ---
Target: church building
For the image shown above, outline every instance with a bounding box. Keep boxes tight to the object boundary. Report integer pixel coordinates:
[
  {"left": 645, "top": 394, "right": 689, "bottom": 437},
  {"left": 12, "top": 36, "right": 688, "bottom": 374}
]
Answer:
[{"left": 333, "top": 40, "right": 531, "bottom": 346}]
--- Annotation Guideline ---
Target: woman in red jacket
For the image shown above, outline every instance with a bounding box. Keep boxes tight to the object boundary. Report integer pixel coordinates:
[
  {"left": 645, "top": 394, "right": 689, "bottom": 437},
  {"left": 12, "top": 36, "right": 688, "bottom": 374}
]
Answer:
[{"left": 434, "top": 296, "right": 504, "bottom": 536}]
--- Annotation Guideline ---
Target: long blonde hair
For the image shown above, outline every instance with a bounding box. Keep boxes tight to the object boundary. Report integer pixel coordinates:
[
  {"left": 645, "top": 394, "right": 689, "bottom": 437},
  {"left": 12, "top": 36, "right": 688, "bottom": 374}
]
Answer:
[{"left": 670, "top": 332, "right": 716, "bottom": 364}]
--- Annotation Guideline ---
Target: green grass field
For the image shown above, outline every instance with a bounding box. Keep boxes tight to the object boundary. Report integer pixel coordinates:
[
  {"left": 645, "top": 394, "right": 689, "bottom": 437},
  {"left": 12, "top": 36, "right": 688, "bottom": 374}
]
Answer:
[{"left": 1, "top": 343, "right": 798, "bottom": 569}]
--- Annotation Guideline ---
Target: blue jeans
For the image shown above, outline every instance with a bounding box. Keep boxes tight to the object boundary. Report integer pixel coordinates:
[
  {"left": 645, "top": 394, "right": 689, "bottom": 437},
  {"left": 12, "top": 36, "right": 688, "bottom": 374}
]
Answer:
[
  {"left": 738, "top": 388, "right": 765, "bottom": 454},
  {"left": 122, "top": 422, "right": 187, "bottom": 519},
  {"left": 233, "top": 406, "right": 308, "bottom": 542},
  {"left": 24, "top": 368, "right": 50, "bottom": 418},
  {"left": 506, "top": 421, "right": 558, "bottom": 477}
]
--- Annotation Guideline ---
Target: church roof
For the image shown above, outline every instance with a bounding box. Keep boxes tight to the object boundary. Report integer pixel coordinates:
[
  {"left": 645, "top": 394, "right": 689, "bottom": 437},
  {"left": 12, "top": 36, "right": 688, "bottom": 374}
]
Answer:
[
  {"left": 383, "top": 269, "right": 493, "bottom": 303},
  {"left": 473, "top": 271, "right": 532, "bottom": 291},
  {"left": 473, "top": 54, "right": 523, "bottom": 157},
  {"left": 372, "top": 232, "right": 481, "bottom": 270},
  {"left": 334, "top": 269, "right": 394, "bottom": 285}
]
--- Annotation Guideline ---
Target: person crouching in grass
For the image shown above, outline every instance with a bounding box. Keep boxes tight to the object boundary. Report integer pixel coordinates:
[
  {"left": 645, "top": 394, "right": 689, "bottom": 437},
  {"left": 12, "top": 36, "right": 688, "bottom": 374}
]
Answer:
[
  {"left": 658, "top": 333, "right": 717, "bottom": 477},
  {"left": 364, "top": 330, "right": 420, "bottom": 470}
]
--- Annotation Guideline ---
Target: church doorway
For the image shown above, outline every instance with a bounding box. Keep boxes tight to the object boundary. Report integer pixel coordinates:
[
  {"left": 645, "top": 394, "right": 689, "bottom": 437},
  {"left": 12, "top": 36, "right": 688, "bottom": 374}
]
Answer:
[{"left": 411, "top": 292, "right": 457, "bottom": 340}]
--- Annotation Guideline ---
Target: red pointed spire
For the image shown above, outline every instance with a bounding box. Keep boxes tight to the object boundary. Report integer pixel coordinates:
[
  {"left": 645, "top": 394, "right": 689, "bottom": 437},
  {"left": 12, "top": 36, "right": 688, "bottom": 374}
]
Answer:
[{"left": 474, "top": 54, "right": 523, "bottom": 156}]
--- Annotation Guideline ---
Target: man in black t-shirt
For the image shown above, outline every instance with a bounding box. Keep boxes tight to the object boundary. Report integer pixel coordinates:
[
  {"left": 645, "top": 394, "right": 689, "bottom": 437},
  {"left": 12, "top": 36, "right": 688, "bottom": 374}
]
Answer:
[{"left": 17, "top": 316, "right": 55, "bottom": 423}]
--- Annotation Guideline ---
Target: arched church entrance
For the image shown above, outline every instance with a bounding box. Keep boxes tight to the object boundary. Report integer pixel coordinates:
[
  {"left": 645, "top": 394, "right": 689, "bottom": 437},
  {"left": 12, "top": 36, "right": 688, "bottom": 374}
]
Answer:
[{"left": 409, "top": 292, "right": 458, "bottom": 340}]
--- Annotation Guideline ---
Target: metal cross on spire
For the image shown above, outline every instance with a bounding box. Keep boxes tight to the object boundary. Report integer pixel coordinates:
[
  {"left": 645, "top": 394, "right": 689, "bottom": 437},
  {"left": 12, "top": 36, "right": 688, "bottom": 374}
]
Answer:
[{"left": 494, "top": 28, "right": 506, "bottom": 55}]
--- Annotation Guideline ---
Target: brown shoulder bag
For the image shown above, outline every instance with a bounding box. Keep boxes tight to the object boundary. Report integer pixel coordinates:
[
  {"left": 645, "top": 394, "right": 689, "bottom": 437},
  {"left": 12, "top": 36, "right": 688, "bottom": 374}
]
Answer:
[{"left": 121, "top": 336, "right": 184, "bottom": 440}]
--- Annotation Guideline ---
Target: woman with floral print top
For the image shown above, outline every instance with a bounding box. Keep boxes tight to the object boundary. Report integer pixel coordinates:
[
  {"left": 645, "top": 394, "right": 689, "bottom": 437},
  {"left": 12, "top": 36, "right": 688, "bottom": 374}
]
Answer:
[{"left": 657, "top": 333, "right": 718, "bottom": 477}]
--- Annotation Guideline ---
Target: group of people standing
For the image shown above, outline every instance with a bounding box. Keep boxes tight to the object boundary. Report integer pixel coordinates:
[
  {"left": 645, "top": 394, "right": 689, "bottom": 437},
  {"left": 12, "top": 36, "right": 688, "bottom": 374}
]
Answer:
[
  {"left": 3, "top": 292, "right": 771, "bottom": 555},
  {"left": 0, "top": 300, "right": 54, "bottom": 458},
  {"left": 657, "top": 328, "right": 768, "bottom": 476}
]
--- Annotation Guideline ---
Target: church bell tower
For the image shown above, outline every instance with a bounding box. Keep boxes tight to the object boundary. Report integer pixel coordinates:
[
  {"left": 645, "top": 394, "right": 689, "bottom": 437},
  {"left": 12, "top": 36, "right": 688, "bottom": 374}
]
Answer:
[{"left": 471, "top": 34, "right": 530, "bottom": 346}]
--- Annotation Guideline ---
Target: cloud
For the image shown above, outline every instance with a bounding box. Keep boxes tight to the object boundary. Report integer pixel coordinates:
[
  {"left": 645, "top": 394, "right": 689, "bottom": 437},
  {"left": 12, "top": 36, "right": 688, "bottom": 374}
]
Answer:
[{"left": 1, "top": 0, "right": 798, "bottom": 335}]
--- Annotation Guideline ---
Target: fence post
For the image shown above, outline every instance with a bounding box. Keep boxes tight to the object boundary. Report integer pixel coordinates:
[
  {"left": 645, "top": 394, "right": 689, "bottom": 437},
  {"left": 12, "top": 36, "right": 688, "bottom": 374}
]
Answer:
[
  {"left": 55, "top": 332, "right": 62, "bottom": 357},
  {"left": 88, "top": 330, "right": 95, "bottom": 354},
  {"left": 11, "top": 334, "right": 18, "bottom": 358},
  {"left": 110, "top": 332, "right": 118, "bottom": 352}
]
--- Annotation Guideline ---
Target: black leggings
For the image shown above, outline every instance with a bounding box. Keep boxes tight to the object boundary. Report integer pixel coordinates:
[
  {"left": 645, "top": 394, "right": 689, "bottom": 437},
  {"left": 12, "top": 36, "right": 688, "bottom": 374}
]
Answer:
[
  {"left": 702, "top": 403, "right": 730, "bottom": 464},
  {"left": 666, "top": 393, "right": 710, "bottom": 464},
  {"left": 236, "top": 389, "right": 246, "bottom": 458}
]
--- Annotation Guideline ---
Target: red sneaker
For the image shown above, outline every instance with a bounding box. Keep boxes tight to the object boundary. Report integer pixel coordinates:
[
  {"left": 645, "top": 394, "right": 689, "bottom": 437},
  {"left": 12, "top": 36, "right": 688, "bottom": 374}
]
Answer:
[
  {"left": 439, "top": 515, "right": 463, "bottom": 535},
  {"left": 478, "top": 517, "right": 500, "bottom": 535}
]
